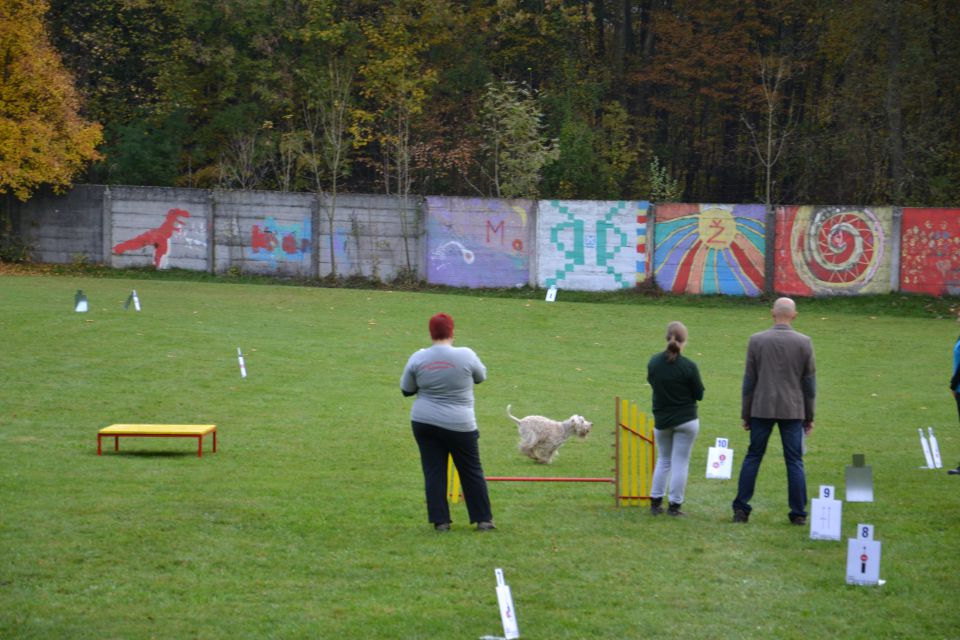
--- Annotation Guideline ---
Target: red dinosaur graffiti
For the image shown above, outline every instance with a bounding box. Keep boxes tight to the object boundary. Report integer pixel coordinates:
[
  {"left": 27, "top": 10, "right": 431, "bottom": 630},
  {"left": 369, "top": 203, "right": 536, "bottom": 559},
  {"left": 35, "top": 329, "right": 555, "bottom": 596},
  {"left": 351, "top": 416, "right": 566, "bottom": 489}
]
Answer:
[{"left": 113, "top": 208, "right": 191, "bottom": 268}]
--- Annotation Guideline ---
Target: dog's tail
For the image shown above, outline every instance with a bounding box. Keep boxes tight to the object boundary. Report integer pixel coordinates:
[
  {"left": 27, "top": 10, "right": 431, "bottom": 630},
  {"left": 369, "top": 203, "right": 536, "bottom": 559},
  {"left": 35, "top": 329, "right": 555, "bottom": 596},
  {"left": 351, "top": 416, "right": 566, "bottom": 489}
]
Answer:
[{"left": 505, "top": 404, "right": 522, "bottom": 425}]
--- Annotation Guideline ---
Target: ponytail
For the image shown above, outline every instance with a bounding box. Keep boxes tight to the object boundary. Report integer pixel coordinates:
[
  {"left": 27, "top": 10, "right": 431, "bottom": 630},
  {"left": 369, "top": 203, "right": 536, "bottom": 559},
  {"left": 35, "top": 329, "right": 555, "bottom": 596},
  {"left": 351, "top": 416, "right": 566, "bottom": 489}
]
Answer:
[
  {"left": 666, "top": 339, "right": 681, "bottom": 363},
  {"left": 663, "top": 321, "right": 688, "bottom": 363}
]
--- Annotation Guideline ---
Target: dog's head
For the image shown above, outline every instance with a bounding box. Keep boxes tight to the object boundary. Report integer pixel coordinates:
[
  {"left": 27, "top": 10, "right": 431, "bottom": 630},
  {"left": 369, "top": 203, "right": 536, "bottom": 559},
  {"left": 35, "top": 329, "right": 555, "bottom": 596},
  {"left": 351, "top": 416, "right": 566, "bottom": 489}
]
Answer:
[{"left": 568, "top": 415, "right": 592, "bottom": 438}]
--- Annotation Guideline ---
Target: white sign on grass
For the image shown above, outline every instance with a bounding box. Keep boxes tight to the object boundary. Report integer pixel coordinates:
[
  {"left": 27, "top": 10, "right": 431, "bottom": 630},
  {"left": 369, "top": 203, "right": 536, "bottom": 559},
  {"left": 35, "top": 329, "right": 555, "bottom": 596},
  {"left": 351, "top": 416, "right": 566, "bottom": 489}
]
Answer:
[
  {"left": 705, "top": 438, "right": 733, "bottom": 479},
  {"left": 810, "top": 485, "right": 842, "bottom": 541},
  {"left": 846, "top": 524, "right": 882, "bottom": 586}
]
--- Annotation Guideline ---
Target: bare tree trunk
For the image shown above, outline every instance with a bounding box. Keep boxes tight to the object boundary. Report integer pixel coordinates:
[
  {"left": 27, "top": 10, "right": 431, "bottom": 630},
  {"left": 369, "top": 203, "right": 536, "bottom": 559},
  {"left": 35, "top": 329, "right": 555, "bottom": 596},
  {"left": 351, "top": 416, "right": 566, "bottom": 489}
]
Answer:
[{"left": 885, "top": 0, "right": 904, "bottom": 200}]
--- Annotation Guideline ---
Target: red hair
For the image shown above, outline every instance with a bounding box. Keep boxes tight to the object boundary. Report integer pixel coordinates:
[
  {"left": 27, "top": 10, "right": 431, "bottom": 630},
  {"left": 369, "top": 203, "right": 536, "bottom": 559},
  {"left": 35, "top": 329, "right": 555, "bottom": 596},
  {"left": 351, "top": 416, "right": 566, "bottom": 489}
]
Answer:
[{"left": 429, "top": 313, "right": 454, "bottom": 340}]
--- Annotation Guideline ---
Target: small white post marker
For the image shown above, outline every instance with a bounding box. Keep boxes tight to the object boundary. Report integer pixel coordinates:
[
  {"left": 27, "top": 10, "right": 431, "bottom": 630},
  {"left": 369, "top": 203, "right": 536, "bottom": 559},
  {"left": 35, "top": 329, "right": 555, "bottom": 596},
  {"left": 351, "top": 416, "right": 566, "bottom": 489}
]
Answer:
[
  {"left": 918, "top": 428, "right": 935, "bottom": 468},
  {"left": 545, "top": 285, "right": 557, "bottom": 302},
  {"left": 927, "top": 427, "right": 943, "bottom": 468},
  {"left": 237, "top": 347, "right": 247, "bottom": 379},
  {"left": 705, "top": 437, "right": 733, "bottom": 479},
  {"left": 74, "top": 290, "right": 88, "bottom": 313},
  {"left": 810, "top": 485, "right": 842, "bottom": 541},
  {"left": 124, "top": 290, "right": 141, "bottom": 311},
  {"left": 494, "top": 568, "right": 520, "bottom": 640},
  {"left": 846, "top": 524, "right": 883, "bottom": 586}
]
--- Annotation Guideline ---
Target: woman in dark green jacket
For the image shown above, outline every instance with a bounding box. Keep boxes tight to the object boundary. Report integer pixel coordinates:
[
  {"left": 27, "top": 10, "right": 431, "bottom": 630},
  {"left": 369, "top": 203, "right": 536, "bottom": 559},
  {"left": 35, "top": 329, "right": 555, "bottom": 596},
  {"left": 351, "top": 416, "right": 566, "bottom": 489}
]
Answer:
[{"left": 647, "top": 321, "right": 705, "bottom": 516}]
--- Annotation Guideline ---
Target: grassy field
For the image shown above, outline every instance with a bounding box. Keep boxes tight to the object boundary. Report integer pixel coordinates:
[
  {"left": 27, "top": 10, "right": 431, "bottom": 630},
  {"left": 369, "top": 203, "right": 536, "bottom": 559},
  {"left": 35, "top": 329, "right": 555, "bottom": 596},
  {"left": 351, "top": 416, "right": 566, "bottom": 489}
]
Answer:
[{"left": 1, "top": 273, "right": 958, "bottom": 639}]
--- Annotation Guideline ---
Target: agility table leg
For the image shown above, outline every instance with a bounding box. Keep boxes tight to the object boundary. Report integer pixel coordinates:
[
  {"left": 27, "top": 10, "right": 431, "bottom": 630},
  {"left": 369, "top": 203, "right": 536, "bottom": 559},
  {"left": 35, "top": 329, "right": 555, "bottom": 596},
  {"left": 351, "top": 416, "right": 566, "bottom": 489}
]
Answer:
[
  {"left": 97, "top": 434, "right": 102, "bottom": 455},
  {"left": 115, "top": 436, "right": 119, "bottom": 452},
  {"left": 213, "top": 429, "right": 217, "bottom": 453},
  {"left": 197, "top": 435, "right": 203, "bottom": 458}
]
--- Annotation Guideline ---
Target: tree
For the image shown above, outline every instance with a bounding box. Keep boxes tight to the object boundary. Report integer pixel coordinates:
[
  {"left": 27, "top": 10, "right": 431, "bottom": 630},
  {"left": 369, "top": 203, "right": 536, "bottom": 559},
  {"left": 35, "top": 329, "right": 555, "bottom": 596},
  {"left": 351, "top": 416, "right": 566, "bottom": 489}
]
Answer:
[
  {"left": 477, "top": 80, "right": 558, "bottom": 198},
  {"left": 0, "top": 0, "right": 102, "bottom": 200},
  {"left": 355, "top": 1, "right": 443, "bottom": 269},
  {"left": 741, "top": 54, "right": 794, "bottom": 208},
  {"left": 302, "top": 59, "right": 354, "bottom": 277}
]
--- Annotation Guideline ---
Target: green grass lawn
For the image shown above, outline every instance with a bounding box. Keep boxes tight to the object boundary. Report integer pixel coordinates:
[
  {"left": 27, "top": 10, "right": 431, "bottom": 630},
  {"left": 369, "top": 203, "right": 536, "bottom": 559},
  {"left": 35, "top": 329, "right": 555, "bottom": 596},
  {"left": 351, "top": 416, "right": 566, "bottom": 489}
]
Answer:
[{"left": 1, "top": 273, "right": 958, "bottom": 639}]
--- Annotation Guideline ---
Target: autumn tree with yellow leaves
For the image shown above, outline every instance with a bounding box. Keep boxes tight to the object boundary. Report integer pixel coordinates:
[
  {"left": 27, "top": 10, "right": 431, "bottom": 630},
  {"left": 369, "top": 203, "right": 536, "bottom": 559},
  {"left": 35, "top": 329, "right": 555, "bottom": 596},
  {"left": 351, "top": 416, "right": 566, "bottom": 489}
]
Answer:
[{"left": 0, "top": 0, "right": 102, "bottom": 201}]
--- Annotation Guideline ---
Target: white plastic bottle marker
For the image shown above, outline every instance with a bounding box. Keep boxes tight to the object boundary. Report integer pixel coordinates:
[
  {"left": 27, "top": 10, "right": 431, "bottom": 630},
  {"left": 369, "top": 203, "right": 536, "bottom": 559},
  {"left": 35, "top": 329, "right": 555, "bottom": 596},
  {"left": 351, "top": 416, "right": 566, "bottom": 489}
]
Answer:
[
  {"left": 918, "top": 428, "right": 934, "bottom": 468},
  {"left": 495, "top": 568, "right": 519, "bottom": 639},
  {"left": 237, "top": 347, "right": 247, "bottom": 379},
  {"left": 928, "top": 427, "right": 942, "bottom": 468}
]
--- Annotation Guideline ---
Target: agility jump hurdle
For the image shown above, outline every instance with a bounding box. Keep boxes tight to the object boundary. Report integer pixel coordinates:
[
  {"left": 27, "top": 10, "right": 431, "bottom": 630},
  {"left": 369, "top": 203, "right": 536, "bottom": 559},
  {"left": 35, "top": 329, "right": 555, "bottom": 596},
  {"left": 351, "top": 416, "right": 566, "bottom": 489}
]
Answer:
[{"left": 448, "top": 397, "right": 655, "bottom": 507}]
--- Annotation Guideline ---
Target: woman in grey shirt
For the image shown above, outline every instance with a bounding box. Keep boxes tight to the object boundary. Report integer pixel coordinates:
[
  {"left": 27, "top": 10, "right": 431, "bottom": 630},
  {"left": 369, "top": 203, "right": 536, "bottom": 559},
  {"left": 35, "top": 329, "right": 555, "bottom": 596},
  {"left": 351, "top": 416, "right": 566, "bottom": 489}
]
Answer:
[{"left": 400, "top": 313, "right": 495, "bottom": 531}]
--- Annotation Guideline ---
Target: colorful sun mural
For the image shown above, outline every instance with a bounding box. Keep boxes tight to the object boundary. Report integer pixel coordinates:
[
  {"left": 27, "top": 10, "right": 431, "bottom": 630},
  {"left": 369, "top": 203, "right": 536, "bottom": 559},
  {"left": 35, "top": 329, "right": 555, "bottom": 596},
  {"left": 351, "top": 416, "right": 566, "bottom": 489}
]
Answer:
[{"left": 653, "top": 204, "right": 765, "bottom": 296}]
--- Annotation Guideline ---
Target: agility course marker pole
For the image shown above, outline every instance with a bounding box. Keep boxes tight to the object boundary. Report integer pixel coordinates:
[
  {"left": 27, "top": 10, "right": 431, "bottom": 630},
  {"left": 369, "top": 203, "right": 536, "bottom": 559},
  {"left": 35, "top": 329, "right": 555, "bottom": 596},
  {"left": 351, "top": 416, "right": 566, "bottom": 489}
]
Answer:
[{"left": 447, "top": 455, "right": 463, "bottom": 504}]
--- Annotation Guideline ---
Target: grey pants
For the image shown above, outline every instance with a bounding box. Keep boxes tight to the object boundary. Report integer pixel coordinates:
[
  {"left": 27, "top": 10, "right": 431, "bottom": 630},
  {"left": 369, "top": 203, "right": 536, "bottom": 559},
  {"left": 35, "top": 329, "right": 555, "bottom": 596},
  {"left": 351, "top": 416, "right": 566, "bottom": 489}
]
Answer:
[{"left": 651, "top": 419, "right": 700, "bottom": 505}]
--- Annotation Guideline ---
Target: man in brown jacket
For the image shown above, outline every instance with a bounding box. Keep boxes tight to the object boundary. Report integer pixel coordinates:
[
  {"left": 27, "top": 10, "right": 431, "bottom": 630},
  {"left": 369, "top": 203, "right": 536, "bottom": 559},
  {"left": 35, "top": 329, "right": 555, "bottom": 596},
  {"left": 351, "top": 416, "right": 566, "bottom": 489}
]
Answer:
[{"left": 732, "top": 297, "right": 816, "bottom": 525}]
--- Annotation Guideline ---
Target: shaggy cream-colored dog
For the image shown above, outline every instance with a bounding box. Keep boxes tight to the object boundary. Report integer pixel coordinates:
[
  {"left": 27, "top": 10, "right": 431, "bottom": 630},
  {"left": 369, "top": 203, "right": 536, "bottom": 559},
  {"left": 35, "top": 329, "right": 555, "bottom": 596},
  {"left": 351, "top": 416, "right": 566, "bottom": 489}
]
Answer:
[{"left": 506, "top": 404, "right": 593, "bottom": 464}]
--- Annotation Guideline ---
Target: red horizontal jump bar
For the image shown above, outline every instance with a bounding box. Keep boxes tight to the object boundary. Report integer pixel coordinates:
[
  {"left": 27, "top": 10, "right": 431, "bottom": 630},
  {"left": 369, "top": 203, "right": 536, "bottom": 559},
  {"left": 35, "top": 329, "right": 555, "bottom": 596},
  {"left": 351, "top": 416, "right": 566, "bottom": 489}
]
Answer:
[{"left": 485, "top": 476, "right": 614, "bottom": 483}]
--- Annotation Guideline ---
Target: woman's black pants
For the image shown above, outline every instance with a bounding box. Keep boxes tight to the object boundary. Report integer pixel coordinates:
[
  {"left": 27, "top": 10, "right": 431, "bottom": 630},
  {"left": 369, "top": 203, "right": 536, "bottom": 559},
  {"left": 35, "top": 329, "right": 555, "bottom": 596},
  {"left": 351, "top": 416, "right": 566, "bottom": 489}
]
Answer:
[{"left": 412, "top": 421, "right": 493, "bottom": 525}]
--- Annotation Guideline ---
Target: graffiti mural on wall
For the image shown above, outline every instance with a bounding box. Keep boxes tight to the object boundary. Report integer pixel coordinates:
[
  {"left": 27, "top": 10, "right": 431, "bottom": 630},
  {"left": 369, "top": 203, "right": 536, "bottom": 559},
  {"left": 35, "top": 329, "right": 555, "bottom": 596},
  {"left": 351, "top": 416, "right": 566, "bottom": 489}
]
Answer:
[
  {"left": 113, "top": 208, "right": 192, "bottom": 269},
  {"left": 425, "top": 197, "right": 532, "bottom": 288},
  {"left": 537, "top": 200, "right": 649, "bottom": 291},
  {"left": 900, "top": 208, "right": 960, "bottom": 296},
  {"left": 248, "top": 216, "right": 312, "bottom": 264},
  {"left": 775, "top": 206, "right": 893, "bottom": 295},
  {"left": 653, "top": 204, "right": 765, "bottom": 296}
]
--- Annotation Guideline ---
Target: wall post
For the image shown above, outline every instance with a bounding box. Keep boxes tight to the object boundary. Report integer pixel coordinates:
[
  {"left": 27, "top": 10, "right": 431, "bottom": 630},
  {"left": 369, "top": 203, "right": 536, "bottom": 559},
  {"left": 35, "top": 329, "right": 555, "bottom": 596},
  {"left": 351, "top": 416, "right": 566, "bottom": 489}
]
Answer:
[
  {"left": 764, "top": 204, "right": 776, "bottom": 296},
  {"left": 101, "top": 186, "right": 113, "bottom": 267}
]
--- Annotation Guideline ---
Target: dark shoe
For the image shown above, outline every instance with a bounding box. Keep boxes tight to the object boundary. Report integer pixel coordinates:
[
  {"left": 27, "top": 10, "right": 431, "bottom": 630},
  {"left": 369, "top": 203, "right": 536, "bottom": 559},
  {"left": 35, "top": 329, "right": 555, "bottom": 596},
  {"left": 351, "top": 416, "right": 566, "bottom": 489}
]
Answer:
[
  {"left": 949, "top": 466, "right": 960, "bottom": 475},
  {"left": 667, "top": 502, "right": 685, "bottom": 517},
  {"left": 789, "top": 514, "right": 807, "bottom": 526},
  {"left": 476, "top": 521, "right": 496, "bottom": 531},
  {"left": 733, "top": 508, "right": 749, "bottom": 523},
  {"left": 434, "top": 522, "right": 451, "bottom": 531},
  {"left": 650, "top": 497, "right": 664, "bottom": 515}
]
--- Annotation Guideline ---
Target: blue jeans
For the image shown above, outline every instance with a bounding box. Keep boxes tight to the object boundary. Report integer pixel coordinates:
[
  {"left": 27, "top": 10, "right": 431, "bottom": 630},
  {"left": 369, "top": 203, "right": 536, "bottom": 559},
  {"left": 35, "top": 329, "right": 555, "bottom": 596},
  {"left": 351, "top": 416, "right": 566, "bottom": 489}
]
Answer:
[{"left": 732, "top": 418, "right": 807, "bottom": 519}]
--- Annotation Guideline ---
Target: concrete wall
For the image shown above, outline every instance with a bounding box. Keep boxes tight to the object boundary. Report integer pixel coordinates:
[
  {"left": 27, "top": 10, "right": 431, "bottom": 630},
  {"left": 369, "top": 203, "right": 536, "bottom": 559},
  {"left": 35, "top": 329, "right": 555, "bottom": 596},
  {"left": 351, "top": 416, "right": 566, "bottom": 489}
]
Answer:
[
  {"left": 900, "top": 208, "right": 960, "bottom": 296},
  {"left": 6, "top": 186, "right": 960, "bottom": 297},
  {"left": 425, "top": 196, "right": 533, "bottom": 288},
  {"left": 774, "top": 205, "right": 896, "bottom": 296},
  {"left": 653, "top": 203, "right": 766, "bottom": 296},
  {"left": 110, "top": 186, "right": 211, "bottom": 271},
  {"left": 9, "top": 185, "right": 106, "bottom": 264},
  {"left": 211, "top": 190, "right": 312, "bottom": 277},
  {"left": 318, "top": 193, "right": 419, "bottom": 282},
  {"left": 537, "top": 200, "right": 649, "bottom": 290}
]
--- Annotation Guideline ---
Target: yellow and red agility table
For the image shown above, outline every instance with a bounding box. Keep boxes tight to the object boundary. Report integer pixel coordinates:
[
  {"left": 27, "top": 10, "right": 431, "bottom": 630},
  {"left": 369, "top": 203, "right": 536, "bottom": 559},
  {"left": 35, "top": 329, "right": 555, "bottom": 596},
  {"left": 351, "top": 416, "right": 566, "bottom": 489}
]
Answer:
[{"left": 98, "top": 424, "right": 217, "bottom": 457}]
